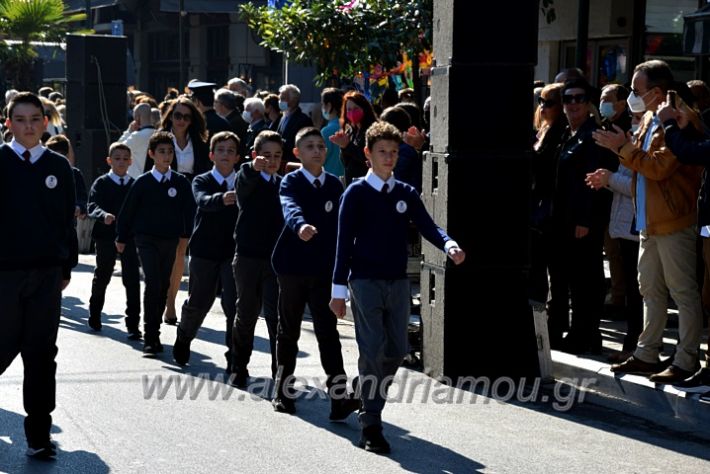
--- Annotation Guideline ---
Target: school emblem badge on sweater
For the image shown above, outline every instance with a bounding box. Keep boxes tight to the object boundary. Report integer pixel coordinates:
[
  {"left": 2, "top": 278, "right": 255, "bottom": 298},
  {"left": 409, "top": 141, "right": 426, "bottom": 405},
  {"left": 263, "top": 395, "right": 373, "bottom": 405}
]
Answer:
[
  {"left": 325, "top": 200, "right": 333, "bottom": 212},
  {"left": 168, "top": 187, "right": 177, "bottom": 197},
  {"left": 396, "top": 200, "right": 407, "bottom": 213},
  {"left": 45, "top": 175, "right": 58, "bottom": 189}
]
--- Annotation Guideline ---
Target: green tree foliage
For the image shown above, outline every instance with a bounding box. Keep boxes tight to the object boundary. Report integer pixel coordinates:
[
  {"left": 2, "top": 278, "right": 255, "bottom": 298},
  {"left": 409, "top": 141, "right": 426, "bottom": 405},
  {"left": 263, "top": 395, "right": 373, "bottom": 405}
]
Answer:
[
  {"left": 240, "top": 0, "right": 432, "bottom": 85},
  {"left": 0, "top": 0, "right": 86, "bottom": 91}
]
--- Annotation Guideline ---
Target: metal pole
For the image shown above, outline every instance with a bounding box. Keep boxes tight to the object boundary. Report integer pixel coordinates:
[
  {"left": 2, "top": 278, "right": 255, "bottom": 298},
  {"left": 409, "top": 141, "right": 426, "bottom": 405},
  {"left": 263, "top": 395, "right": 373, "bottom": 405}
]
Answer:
[
  {"left": 575, "top": 0, "right": 590, "bottom": 74},
  {"left": 179, "top": 0, "right": 185, "bottom": 91}
]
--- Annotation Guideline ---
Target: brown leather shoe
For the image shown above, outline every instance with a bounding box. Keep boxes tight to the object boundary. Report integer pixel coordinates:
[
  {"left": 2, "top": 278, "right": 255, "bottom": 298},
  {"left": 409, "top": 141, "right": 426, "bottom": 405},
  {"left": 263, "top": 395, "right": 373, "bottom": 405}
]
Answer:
[
  {"left": 649, "top": 365, "right": 697, "bottom": 384},
  {"left": 610, "top": 356, "right": 660, "bottom": 375}
]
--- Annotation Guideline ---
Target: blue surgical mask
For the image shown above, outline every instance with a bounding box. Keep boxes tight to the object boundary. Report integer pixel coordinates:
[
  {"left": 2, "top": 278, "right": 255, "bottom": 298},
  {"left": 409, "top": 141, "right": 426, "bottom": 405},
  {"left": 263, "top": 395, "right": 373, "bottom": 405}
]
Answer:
[
  {"left": 278, "top": 101, "right": 289, "bottom": 111},
  {"left": 322, "top": 107, "right": 330, "bottom": 120},
  {"left": 631, "top": 123, "right": 640, "bottom": 134},
  {"left": 599, "top": 101, "right": 615, "bottom": 120}
]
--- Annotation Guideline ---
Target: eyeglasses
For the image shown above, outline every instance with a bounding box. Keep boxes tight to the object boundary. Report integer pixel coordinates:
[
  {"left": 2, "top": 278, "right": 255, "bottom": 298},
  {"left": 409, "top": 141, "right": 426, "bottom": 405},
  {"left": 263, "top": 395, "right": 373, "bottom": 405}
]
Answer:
[
  {"left": 537, "top": 97, "right": 558, "bottom": 108},
  {"left": 172, "top": 111, "right": 192, "bottom": 122},
  {"left": 562, "top": 94, "right": 588, "bottom": 104}
]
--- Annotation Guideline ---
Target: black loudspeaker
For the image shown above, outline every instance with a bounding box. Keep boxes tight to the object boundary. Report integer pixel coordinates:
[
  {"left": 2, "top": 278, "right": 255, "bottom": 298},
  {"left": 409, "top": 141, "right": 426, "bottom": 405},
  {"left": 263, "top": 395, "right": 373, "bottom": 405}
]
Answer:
[
  {"left": 420, "top": 151, "right": 538, "bottom": 379},
  {"left": 66, "top": 34, "right": 127, "bottom": 84},
  {"left": 68, "top": 129, "right": 119, "bottom": 185},
  {"left": 65, "top": 34, "right": 127, "bottom": 183},
  {"left": 65, "top": 34, "right": 127, "bottom": 133},
  {"left": 429, "top": 65, "right": 534, "bottom": 154},
  {"left": 421, "top": 0, "right": 540, "bottom": 380},
  {"left": 432, "top": 0, "right": 539, "bottom": 66},
  {"left": 66, "top": 83, "right": 127, "bottom": 133}
]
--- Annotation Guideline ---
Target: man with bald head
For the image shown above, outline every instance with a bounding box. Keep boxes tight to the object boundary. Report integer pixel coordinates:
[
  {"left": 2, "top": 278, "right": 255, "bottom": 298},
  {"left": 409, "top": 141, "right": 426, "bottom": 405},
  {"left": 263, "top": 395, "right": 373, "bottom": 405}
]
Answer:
[{"left": 118, "top": 102, "right": 156, "bottom": 178}]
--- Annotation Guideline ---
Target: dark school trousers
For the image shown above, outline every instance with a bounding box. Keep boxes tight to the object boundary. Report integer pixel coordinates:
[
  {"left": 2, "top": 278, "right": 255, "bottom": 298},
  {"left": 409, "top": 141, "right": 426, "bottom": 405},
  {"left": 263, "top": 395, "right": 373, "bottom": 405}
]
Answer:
[
  {"left": 135, "top": 235, "right": 178, "bottom": 342},
  {"left": 178, "top": 256, "right": 237, "bottom": 363},
  {"left": 231, "top": 255, "right": 278, "bottom": 377},
  {"left": 89, "top": 238, "right": 141, "bottom": 329},
  {"left": 349, "top": 278, "right": 410, "bottom": 430},
  {"left": 274, "top": 274, "right": 347, "bottom": 399},
  {"left": 0, "top": 267, "right": 62, "bottom": 446}
]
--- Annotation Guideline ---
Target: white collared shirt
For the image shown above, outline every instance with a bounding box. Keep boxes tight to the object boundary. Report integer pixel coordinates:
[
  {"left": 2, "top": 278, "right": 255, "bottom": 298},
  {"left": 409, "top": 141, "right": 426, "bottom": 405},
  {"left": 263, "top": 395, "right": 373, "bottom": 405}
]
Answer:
[
  {"left": 151, "top": 167, "right": 172, "bottom": 183},
  {"left": 211, "top": 167, "right": 236, "bottom": 190},
  {"left": 261, "top": 171, "right": 275, "bottom": 182},
  {"left": 10, "top": 138, "right": 45, "bottom": 164},
  {"left": 365, "top": 170, "right": 395, "bottom": 192},
  {"left": 300, "top": 167, "right": 325, "bottom": 187},
  {"left": 173, "top": 135, "right": 194, "bottom": 174},
  {"left": 108, "top": 170, "right": 130, "bottom": 186}
]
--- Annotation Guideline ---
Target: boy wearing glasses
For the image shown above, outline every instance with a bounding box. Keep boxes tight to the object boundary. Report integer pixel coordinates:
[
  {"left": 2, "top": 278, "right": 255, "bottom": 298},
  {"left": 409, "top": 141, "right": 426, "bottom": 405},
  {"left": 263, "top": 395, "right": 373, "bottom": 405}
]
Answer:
[
  {"left": 230, "top": 130, "right": 284, "bottom": 387},
  {"left": 87, "top": 143, "right": 141, "bottom": 336},
  {"left": 116, "top": 131, "right": 196, "bottom": 355}
]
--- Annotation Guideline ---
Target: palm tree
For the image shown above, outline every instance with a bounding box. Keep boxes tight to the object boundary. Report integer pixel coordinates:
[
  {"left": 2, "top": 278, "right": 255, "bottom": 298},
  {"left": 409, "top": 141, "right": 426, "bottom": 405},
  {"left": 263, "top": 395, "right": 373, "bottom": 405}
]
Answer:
[{"left": 0, "top": 0, "right": 85, "bottom": 91}]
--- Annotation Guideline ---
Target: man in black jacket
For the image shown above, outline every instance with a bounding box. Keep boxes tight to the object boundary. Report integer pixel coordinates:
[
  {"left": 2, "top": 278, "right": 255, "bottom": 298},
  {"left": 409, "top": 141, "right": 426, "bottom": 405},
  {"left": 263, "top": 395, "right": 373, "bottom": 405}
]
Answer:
[{"left": 188, "top": 79, "right": 231, "bottom": 141}]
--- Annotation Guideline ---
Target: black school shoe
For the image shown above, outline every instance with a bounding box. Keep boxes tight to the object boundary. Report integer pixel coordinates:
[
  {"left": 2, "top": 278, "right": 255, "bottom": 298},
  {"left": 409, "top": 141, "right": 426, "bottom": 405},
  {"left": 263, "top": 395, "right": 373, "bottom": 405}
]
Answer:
[
  {"left": 143, "top": 339, "right": 164, "bottom": 355},
  {"left": 329, "top": 394, "right": 361, "bottom": 421},
  {"left": 87, "top": 315, "right": 102, "bottom": 331},
  {"left": 26, "top": 440, "right": 57, "bottom": 460},
  {"left": 229, "top": 369, "right": 249, "bottom": 388},
  {"left": 359, "top": 426, "right": 391, "bottom": 455},
  {"left": 127, "top": 327, "right": 143, "bottom": 341},
  {"left": 271, "top": 397, "right": 296, "bottom": 414},
  {"left": 172, "top": 336, "right": 191, "bottom": 366}
]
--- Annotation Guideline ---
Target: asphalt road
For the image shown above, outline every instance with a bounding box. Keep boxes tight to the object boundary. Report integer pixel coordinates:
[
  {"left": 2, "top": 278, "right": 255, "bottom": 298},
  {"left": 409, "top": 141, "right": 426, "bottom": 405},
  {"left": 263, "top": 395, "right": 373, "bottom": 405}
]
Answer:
[{"left": 1, "top": 255, "right": 709, "bottom": 473}]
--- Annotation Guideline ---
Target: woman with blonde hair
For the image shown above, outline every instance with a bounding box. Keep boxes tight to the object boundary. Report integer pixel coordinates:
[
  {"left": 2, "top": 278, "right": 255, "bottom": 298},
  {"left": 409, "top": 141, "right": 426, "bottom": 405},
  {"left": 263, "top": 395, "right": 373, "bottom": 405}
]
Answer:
[
  {"left": 41, "top": 97, "right": 65, "bottom": 137},
  {"left": 528, "top": 82, "right": 566, "bottom": 312}
]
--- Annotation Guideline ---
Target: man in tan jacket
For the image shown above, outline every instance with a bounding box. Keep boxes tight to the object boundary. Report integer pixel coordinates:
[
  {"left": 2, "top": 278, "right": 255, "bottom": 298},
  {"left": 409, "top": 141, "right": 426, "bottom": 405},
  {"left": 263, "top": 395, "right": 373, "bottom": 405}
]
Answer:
[{"left": 593, "top": 60, "right": 703, "bottom": 383}]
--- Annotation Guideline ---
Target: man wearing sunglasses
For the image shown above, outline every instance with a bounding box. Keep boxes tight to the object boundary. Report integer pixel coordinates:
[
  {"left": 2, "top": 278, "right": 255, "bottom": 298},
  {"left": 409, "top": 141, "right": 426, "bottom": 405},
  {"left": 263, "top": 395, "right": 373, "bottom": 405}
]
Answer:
[{"left": 593, "top": 60, "right": 703, "bottom": 384}]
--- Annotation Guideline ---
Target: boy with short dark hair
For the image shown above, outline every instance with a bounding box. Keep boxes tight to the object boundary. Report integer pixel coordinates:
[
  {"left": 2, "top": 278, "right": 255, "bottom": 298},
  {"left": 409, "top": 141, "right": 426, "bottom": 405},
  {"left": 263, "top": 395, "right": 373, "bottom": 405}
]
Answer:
[
  {"left": 330, "top": 121, "right": 466, "bottom": 454},
  {"left": 230, "top": 130, "right": 283, "bottom": 387},
  {"left": 45, "top": 134, "right": 88, "bottom": 219},
  {"left": 87, "top": 142, "right": 141, "bottom": 335},
  {"left": 0, "top": 92, "right": 77, "bottom": 459},
  {"left": 173, "top": 131, "right": 241, "bottom": 370},
  {"left": 270, "top": 127, "right": 359, "bottom": 417},
  {"left": 117, "top": 131, "right": 196, "bottom": 355}
]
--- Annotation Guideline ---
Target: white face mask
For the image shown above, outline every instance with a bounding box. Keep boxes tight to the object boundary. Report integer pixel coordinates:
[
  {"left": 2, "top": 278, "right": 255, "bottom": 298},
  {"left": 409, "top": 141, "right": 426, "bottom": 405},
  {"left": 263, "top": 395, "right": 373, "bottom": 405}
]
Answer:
[
  {"left": 627, "top": 90, "right": 650, "bottom": 114},
  {"left": 631, "top": 123, "right": 641, "bottom": 134},
  {"left": 599, "top": 101, "right": 616, "bottom": 120},
  {"left": 242, "top": 110, "right": 252, "bottom": 123}
]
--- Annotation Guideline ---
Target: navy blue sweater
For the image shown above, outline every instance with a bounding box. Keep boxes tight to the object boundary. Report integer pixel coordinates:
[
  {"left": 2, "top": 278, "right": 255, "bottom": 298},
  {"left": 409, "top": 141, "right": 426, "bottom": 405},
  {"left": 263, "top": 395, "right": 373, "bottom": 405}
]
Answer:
[
  {"left": 189, "top": 171, "right": 239, "bottom": 261},
  {"left": 234, "top": 162, "right": 283, "bottom": 258},
  {"left": 0, "top": 145, "right": 77, "bottom": 277},
  {"left": 333, "top": 178, "right": 450, "bottom": 284},
  {"left": 271, "top": 170, "right": 343, "bottom": 277},
  {"left": 88, "top": 174, "right": 134, "bottom": 240},
  {"left": 116, "top": 171, "right": 195, "bottom": 243}
]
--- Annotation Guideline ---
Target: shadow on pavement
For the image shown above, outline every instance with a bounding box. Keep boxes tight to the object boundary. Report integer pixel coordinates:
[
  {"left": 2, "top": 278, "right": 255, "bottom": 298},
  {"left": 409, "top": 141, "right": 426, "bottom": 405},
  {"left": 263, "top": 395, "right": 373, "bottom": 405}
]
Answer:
[
  {"left": 283, "top": 391, "right": 486, "bottom": 473},
  {"left": 0, "top": 408, "right": 109, "bottom": 473}
]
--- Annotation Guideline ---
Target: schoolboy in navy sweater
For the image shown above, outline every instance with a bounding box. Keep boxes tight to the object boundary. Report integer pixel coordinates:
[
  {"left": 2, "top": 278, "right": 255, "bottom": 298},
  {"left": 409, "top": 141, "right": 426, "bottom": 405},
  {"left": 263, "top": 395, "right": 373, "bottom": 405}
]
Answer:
[
  {"left": 87, "top": 143, "right": 141, "bottom": 336},
  {"left": 0, "top": 92, "right": 77, "bottom": 459},
  {"left": 330, "top": 122, "right": 466, "bottom": 454},
  {"left": 173, "top": 131, "right": 241, "bottom": 371},
  {"left": 270, "top": 127, "right": 359, "bottom": 417},
  {"left": 117, "top": 131, "right": 196, "bottom": 355},
  {"left": 230, "top": 130, "right": 283, "bottom": 387}
]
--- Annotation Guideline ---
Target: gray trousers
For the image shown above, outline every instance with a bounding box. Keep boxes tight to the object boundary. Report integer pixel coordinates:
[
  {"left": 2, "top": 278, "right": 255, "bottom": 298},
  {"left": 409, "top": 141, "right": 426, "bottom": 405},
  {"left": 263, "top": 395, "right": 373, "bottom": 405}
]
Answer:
[
  {"left": 178, "top": 256, "right": 237, "bottom": 361},
  {"left": 350, "top": 278, "right": 410, "bottom": 429}
]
